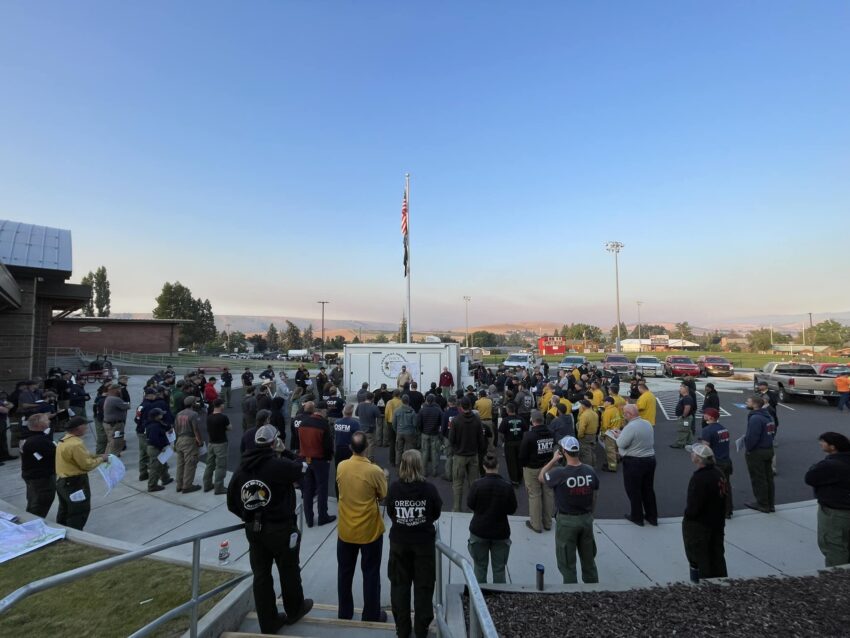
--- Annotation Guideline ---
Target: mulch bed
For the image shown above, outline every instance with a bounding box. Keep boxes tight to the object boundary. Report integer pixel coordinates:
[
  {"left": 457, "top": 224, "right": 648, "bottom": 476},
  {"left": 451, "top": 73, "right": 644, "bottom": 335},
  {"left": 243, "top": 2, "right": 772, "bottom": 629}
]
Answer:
[{"left": 478, "top": 570, "right": 850, "bottom": 637}]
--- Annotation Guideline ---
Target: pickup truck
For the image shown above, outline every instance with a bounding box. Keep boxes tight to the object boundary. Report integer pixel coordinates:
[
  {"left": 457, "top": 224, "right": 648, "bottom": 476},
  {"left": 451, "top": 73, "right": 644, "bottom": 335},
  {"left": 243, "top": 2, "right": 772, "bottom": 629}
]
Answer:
[{"left": 753, "top": 362, "right": 840, "bottom": 404}]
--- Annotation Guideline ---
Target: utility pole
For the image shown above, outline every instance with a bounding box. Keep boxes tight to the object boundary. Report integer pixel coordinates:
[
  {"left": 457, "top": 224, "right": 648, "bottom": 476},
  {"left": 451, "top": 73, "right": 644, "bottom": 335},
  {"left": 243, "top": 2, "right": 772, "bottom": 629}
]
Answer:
[
  {"left": 605, "top": 241, "right": 624, "bottom": 353},
  {"left": 317, "top": 301, "right": 329, "bottom": 361},
  {"left": 809, "top": 312, "right": 815, "bottom": 351},
  {"left": 225, "top": 322, "right": 231, "bottom": 351},
  {"left": 636, "top": 301, "right": 643, "bottom": 352},
  {"left": 463, "top": 296, "right": 471, "bottom": 348}
]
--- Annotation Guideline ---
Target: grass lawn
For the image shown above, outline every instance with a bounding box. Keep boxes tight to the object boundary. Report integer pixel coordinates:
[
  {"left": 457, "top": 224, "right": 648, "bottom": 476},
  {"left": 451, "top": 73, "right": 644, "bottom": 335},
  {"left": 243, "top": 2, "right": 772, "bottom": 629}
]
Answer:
[
  {"left": 0, "top": 540, "right": 234, "bottom": 638},
  {"left": 481, "top": 351, "right": 848, "bottom": 369}
]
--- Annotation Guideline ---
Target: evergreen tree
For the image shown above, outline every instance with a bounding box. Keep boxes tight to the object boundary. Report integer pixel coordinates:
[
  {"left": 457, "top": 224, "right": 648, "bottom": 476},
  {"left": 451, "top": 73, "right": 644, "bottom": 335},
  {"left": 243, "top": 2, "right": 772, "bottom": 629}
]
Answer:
[
  {"left": 80, "top": 272, "right": 95, "bottom": 316},
  {"left": 302, "top": 324, "right": 314, "bottom": 347},
  {"left": 93, "top": 266, "right": 111, "bottom": 317},
  {"left": 283, "top": 321, "right": 303, "bottom": 351},
  {"left": 266, "top": 323, "right": 280, "bottom": 349},
  {"left": 398, "top": 315, "right": 408, "bottom": 343},
  {"left": 153, "top": 281, "right": 216, "bottom": 347}
]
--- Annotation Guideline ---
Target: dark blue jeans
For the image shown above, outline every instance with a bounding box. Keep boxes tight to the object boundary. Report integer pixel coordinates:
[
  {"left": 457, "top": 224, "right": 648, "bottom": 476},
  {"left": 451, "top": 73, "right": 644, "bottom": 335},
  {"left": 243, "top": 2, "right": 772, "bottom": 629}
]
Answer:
[
  {"left": 838, "top": 392, "right": 850, "bottom": 412},
  {"left": 337, "top": 536, "right": 384, "bottom": 621},
  {"left": 301, "top": 459, "right": 330, "bottom": 524}
]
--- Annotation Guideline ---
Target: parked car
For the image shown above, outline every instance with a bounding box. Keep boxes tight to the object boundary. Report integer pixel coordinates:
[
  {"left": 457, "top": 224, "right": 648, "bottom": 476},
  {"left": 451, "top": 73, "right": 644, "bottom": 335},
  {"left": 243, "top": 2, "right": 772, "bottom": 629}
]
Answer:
[
  {"left": 558, "top": 355, "right": 588, "bottom": 371},
  {"left": 601, "top": 354, "right": 635, "bottom": 379},
  {"left": 634, "top": 355, "right": 664, "bottom": 377},
  {"left": 664, "top": 356, "right": 701, "bottom": 378},
  {"left": 503, "top": 352, "right": 536, "bottom": 369},
  {"left": 812, "top": 363, "right": 850, "bottom": 377},
  {"left": 753, "top": 362, "right": 840, "bottom": 404},
  {"left": 697, "top": 356, "right": 734, "bottom": 377}
]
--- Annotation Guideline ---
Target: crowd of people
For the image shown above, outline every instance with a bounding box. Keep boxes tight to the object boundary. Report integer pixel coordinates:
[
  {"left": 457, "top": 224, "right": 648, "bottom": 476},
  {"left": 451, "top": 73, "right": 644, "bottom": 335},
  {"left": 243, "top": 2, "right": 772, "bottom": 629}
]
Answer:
[{"left": 2, "top": 359, "right": 848, "bottom": 638}]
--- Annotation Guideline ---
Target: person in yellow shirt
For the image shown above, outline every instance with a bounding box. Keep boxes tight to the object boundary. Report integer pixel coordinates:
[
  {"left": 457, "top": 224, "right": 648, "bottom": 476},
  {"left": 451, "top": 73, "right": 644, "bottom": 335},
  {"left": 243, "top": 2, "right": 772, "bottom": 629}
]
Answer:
[
  {"left": 384, "top": 389, "right": 403, "bottom": 465},
  {"left": 609, "top": 386, "right": 626, "bottom": 412},
  {"left": 636, "top": 384, "right": 657, "bottom": 426},
  {"left": 336, "top": 432, "right": 389, "bottom": 622},
  {"left": 538, "top": 384, "right": 554, "bottom": 413},
  {"left": 576, "top": 401, "right": 599, "bottom": 467},
  {"left": 590, "top": 382, "right": 605, "bottom": 410},
  {"left": 558, "top": 394, "right": 573, "bottom": 414},
  {"left": 572, "top": 367, "right": 581, "bottom": 382},
  {"left": 545, "top": 396, "right": 560, "bottom": 424},
  {"left": 474, "top": 390, "right": 495, "bottom": 447},
  {"left": 600, "top": 397, "right": 624, "bottom": 472},
  {"left": 55, "top": 416, "right": 108, "bottom": 530}
]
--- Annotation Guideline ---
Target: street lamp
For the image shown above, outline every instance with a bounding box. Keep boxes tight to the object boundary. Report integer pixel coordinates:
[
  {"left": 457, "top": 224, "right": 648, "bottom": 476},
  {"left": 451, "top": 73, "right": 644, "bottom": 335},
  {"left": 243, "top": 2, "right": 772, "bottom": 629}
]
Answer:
[
  {"left": 605, "top": 241, "right": 624, "bottom": 353},
  {"left": 317, "top": 301, "right": 329, "bottom": 360},
  {"left": 463, "top": 296, "right": 471, "bottom": 348},
  {"left": 636, "top": 301, "right": 643, "bottom": 352}
]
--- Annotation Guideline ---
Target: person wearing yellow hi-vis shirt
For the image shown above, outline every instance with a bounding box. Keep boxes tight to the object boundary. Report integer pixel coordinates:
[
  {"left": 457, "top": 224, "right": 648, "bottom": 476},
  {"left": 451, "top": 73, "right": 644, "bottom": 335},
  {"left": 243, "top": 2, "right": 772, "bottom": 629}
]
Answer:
[
  {"left": 600, "top": 397, "right": 624, "bottom": 472},
  {"left": 636, "top": 383, "right": 656, "bottom": 426},
  {"left": 55, "top": 416, "right": 108, "bottom": 530}
]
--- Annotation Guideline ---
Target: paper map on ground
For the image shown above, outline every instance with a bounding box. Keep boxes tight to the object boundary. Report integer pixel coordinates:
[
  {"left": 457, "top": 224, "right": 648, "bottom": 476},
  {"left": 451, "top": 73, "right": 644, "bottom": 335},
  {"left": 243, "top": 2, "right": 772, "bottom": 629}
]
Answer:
[
  {"left": 0, "top": 517, "right": 66, "bottom": 564},
  {"left": 97, "top": 454, "right": 126, "bottom": 495}
]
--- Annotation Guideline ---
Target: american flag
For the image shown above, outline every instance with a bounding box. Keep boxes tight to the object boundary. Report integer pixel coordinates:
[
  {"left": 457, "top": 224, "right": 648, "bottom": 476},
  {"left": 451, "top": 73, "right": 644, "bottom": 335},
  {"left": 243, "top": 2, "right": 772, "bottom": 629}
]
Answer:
[
  {"left": 401, "top": 190, "right": 409, "bottom": 275},
  {"left": 401, "top": 191, "right": 409, "bottom": 236}
]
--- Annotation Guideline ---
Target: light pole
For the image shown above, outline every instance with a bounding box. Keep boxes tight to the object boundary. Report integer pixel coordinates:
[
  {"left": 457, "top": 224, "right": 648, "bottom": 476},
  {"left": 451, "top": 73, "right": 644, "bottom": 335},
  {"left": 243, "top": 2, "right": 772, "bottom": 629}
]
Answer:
[
  {"left": 317, "top": 301, "right": 329, "bottom": 360},
  {"left": 463, "top": 296, "right": 471, "bottom": 348},
  {"left": 605, "top": 241, "right": 624, "bottom": 353},
  {"left": 636, "top": 301, "right": 643, "bottom": 352}
]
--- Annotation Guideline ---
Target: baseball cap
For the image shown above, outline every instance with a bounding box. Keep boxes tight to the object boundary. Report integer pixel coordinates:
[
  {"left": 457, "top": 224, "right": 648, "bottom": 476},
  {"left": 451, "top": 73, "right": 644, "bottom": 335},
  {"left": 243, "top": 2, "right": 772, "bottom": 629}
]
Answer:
[
  {"left": 703, "top": 408, "right": 720, "bottom": 420},
  {"left": 685, "top": 442, "right": 714, "bottom": 459},
  {"left": 255, "top": 424, "right": 280, "bottom": 446},
  {"left": 559, "top": 435, "right": 580, "bottom": 452},
  {"left": 67, "top": 416, "right": 89, "bottom": 429}
]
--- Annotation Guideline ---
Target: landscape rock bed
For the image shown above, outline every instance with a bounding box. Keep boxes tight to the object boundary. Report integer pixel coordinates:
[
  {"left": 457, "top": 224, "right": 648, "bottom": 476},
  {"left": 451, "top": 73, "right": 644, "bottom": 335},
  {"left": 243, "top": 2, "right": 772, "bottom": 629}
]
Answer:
[{"left": 479, "top": 570, "right": 850, "bottom": 637}]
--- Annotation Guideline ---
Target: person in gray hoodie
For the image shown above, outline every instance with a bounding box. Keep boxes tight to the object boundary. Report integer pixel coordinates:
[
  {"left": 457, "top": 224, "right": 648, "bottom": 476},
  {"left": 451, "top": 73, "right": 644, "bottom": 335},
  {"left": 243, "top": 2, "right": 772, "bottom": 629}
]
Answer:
[{"left": 393, "top": 395, "right": 418, "bottom": 464}]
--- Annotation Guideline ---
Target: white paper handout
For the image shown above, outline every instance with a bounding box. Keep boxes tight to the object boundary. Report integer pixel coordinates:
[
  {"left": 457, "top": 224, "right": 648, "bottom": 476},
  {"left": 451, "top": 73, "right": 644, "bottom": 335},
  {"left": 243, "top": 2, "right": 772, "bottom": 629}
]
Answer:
[
  {"left": 735, "top": 436, "right": 746, "bottom": 453},
  {"left": 157, "top": 445, "right": 175, "bottom": 464},
  {"left": 69, "top": 490, "right": 87, "bottom": 502},
  {"left": 198, "top": 443, "right": 208, "bottom": 457},
  {"left": 166, "top": 430, "right": 176, "bottom": 444},
  {"left": 96, "top": 454, "right": 126, "bottom": 495},
  {"left": 605, "top": 429, "right": 621, "bottom": 440}
]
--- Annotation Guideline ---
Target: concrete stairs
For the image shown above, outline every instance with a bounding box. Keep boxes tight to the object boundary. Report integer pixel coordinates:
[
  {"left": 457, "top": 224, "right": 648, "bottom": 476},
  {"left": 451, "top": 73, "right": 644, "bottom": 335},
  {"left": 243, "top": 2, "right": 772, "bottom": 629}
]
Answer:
[{"left": 223, "top": 603, "right": 406, "bottom": 638}]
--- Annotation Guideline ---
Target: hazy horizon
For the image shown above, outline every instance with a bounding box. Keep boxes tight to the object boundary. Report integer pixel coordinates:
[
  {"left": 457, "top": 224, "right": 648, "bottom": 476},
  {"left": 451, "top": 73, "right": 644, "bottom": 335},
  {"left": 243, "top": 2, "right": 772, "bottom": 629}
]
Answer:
[{"left": 2, "top": 2, "right": 847, "bottom": 329}]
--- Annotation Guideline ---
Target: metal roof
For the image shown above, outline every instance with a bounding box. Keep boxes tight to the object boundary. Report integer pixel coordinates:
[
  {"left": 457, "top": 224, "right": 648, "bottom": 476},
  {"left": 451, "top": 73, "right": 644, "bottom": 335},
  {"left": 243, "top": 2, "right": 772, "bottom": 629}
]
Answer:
[{"left": 0, "top": 220, "right": 73, "bottom": 275}]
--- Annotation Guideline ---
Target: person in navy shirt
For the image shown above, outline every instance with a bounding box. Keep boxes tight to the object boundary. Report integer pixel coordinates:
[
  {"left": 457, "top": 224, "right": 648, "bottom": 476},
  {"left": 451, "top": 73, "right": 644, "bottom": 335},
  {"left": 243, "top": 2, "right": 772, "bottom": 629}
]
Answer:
[
  {"left": 699, "top": 408, "right": 732, "bottom": 518},
  {"left": 333, "top": 403, "right": 361, "bottom": 468}
]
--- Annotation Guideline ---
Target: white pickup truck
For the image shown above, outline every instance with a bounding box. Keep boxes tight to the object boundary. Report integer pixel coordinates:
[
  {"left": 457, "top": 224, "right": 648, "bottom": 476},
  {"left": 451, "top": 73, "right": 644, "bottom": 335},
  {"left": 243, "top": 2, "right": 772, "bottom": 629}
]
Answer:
[{"left": 753, "top": 362, "right": 840, "bottom": 405}]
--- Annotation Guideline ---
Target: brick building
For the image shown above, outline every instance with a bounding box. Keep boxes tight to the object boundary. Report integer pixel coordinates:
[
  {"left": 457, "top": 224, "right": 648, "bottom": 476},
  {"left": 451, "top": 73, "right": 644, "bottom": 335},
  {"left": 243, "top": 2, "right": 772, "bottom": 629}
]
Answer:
[
  {"left": 0, "top": 220, "right": 91, "bottom": 388},
  {"left": 48, "top": 317, "right": 189, "bottom": 354}
]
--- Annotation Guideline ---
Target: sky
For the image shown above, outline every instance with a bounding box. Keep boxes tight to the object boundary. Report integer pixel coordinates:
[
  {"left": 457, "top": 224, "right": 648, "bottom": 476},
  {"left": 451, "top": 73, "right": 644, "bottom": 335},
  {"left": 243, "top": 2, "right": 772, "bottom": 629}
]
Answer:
[{"left": 1, "top": 1, "right": 848, "bottom": 331}]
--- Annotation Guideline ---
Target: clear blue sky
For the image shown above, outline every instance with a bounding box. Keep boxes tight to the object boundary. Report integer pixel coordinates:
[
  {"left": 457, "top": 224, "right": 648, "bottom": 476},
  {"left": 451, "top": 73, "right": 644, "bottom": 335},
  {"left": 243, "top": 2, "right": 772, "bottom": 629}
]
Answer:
[{"left": 1, "top": 1, "right": 848, "bottom": 330}]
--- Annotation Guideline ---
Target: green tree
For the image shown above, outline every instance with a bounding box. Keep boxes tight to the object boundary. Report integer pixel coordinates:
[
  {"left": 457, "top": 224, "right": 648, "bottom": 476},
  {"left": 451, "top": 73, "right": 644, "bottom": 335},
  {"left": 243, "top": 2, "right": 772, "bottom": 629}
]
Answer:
[
  {"left": 370, "top": 333, "right": 389, "bottom": 344},
  {"left": 747, "top": 328, "right": 790, "bottom": 351},
  {"left": 282, "top": 321, "right": 303, "bottom": 351},
  {"left": 398, "top": 316, "right": 408, "bottom": 343},
  {"left": 248, "top": 334, "right": 268, "bottom": 353},
  {"left": 560, "top": 323, "right": 603, "bottom": 342},
  {"left": 629, "top": 323, "right": 668, "bottom": 339},
  {"left": 152, "top": 281, "right": 216, "bottom": 347},
  {"left": 80, "top": 272, "right": 95, "bottom": 316},
  {"left": 266, "top": 323, "right": 280, "bottom": 350},
  {"left": 93, "top": 266, "right": 111, "bottom": 317},
  {"left": 671, "top": 322, "right": 695, "bottom": 340},
  {"left": 812, "top": 319, "right": 850, "bottom": 348},
  {"left": 608, "top": 322, "right": 628, "bottom": 343},
  {"left": 302, "top": 324, "right": 314, "bottom": 348},
  {"left": 471, "top": 330, "right": 502, "bottom": 347}
]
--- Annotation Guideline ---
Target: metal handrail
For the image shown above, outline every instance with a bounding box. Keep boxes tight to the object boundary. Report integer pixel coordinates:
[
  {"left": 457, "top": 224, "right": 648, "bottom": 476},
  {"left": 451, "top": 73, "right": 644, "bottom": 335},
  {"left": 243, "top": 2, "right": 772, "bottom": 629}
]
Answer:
[
  {"left": 434, "top": 530, "right": 498, "bottom": 638},
  {"left": 1, "top": 502, "right": 304, "bottom": 637}
]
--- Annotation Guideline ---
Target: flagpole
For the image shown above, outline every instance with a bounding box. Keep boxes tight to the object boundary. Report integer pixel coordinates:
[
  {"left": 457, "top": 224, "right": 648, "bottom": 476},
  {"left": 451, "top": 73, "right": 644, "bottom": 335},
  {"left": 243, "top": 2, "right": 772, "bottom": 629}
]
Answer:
[{"left": 405, "top": 172, "right": 412, "bottom": 344}]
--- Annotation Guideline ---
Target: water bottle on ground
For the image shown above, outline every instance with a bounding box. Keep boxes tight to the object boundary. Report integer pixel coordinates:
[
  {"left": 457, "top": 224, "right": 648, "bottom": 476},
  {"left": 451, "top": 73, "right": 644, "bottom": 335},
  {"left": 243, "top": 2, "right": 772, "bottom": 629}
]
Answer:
[{"left": 218, "top": 540, "right": 230, "bottom": 566}]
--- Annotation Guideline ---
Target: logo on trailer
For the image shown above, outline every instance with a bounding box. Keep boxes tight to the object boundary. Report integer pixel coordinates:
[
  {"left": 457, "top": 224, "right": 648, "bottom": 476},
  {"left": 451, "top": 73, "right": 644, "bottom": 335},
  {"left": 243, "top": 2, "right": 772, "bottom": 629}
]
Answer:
[{"left": 381, "top": 353, "right": 409, "bottom": 380}]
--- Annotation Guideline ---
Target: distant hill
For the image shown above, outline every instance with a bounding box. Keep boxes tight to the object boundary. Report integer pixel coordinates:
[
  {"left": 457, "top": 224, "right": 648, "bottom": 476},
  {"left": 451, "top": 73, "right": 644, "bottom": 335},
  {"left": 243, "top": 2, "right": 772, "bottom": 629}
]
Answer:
[{"left": 107, "top": 310, "right": 850, "bottom": 337}]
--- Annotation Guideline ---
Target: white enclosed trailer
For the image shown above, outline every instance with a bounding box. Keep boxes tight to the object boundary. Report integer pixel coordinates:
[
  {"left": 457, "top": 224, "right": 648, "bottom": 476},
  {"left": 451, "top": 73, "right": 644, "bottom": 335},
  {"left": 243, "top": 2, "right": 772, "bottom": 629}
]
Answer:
[{"left": 343, "top": 343, "right": 464, "bottom": 397}]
